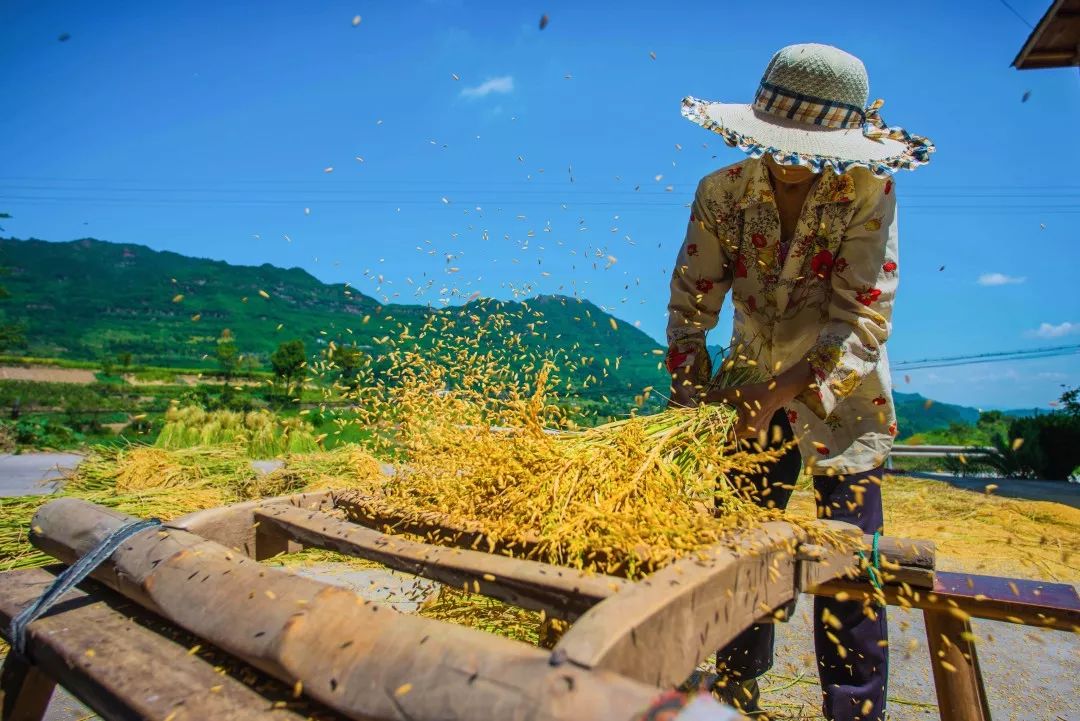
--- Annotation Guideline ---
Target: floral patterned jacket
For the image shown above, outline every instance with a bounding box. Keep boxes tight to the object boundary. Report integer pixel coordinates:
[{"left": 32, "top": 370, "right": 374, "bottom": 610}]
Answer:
[{"left": 667, "top": 157, "right": 899, "bottom": 475}]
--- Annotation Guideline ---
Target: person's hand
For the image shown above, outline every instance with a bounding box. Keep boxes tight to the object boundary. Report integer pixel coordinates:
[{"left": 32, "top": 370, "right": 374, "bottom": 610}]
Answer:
[
  {"left": 707, "top": 381, "right": 783, "bottom": 438},
  {"left": 705, "top": 360, "right": 814, "bottom": 440},
  {"left": 666, "top": 345, "right": 710, "bottom": 409}
]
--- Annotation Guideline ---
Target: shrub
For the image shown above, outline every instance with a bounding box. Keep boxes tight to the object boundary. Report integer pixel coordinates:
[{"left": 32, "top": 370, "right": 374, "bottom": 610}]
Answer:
[
  {"left": 7, "top": 416, "right": 82, "bottom": 449},
  {"left": 957, "top": 388, "right": 1080, "bottom": 481}
]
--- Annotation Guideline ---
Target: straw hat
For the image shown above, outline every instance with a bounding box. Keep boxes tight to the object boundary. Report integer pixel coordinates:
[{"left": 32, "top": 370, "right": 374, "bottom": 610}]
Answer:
[{"left": 682, "top": 43, "right": 934, "bottom": 177}]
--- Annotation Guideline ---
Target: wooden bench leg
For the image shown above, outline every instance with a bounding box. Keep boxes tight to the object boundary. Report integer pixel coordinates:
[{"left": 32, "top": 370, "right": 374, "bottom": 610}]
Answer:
[
  {"left": 0, "top": 654, "right": 57, "bottom": 721},
  {"left": 923, "top": 609, "right": 992, "bottom": 721},
  {"left": 254, "top": 518, "right": 298, "bottom": 560}
]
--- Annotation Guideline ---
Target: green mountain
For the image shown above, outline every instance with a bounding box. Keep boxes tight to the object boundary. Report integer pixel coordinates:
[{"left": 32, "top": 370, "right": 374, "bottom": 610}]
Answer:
[
  {"left": 0, "top": 237, "right": 669, "bottom": 405},
  {"left": 0, "top": 237, "right": 1024, "bottom": 434},
  {"left": 892, "top": 391, "right": 980, "bottom": 440}
]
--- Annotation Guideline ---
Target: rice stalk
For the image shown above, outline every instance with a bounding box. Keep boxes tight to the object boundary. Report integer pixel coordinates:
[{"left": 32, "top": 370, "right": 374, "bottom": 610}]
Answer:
[
  {"left": 0, "top": 444, "right": 384, "bottom": 573},
  {"left": 336, "top": 311, "right": 849, "bottom": 579}
]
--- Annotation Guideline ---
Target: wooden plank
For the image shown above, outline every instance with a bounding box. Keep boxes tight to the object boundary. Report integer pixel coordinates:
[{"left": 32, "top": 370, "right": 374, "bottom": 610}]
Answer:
[
  {"left": 182, "top": 491, "right": 933, "bottom": 590},
  {"left": 254, "top": 503, "right": 628, "bottom": 620},
  {"left": 334, "top": 492, "right": 551, "bottom": 565},
  {"left": 27, "top": 498, "right": 699, "bottom": 721},
  {"left": 553, "top": 520, "right": 860, "bottom": 688},
  {"left": 171, "top": 491, "right": 335, "bottom": 558},
  {"left": 811, "top": 571, "right": 1080, "bottom": 632},
  {"left": 870, "top": 534, "right": 935, "bottom": 570},
  {"left": 923, "top": 608, "right": 992, "bottom": 721},
  {"left": 877, "top": 565, "right": 935, "bottom": 589},
  {"left": 0, "top": 567, "right": 314, "bottom": 721},
  {"left": 0, "top": 653, "right": 56, "bottom": 721}
]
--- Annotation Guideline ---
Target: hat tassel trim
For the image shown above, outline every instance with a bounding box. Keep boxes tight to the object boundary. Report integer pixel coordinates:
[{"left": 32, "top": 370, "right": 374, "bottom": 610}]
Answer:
[{"left": 681, "top": 96, "right": 935, "bottom": 178}]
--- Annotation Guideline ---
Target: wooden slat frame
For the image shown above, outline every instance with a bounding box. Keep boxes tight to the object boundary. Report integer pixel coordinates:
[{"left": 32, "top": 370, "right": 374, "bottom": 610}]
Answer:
[
  {"left": 179, "top": 491, "right": 935, "bottom": 687},
  {"left": 811, "top": 571, "right": 1080, "bottom": 632},
  {"left": 22, "top": 498, "right": 693, "bottom": 721},
  {"left": 171, "top": 490, "right": 336, "bottom": 559},
  {"left": 814, "top": 570, "right": 1080, "bottom": 721},
  {"left": 252, "top": 503, "right": 629, "bottom": 620},
  {"left": 923, "top": 608, "right": 992, "bottom": 721},
  {"left": 0, "top": 567, "right": 313, "bottom": 721},
  {"left": 553, "top": 520, "right": 860, "bottom": 688},
  {"left": 0, "top": 653, "right": 56, "bottom": 721}
]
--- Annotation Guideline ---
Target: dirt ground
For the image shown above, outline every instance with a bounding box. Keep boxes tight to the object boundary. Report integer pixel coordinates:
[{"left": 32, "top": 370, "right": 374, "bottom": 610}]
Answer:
[
  {"left": 0, "top": 366, "right": 96, "bottom": 383},
  {"left": 0, "top": 364, "right": 264, "bottom": 387}
]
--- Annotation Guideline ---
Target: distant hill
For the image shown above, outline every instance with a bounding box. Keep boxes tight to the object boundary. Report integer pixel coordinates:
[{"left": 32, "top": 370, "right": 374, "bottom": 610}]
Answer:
[
  {"left": 0, "top": 237, "right": 1034, "bottom": 431},
  {"left": 892, "top": 391, "right": 980, "bottom": 440},
  {"left": 0, "top": 237, "right": 668, "bottom": 406},
  {"left": 999, "top": 407, "right": 1045, "bottom": 418}
]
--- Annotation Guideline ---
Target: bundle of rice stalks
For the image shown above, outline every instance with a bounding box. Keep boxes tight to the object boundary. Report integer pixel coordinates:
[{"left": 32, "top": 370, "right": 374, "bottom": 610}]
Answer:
[
  {"left": 0, "top": 495, "right": 53, "bottom": 571},
  {"left": 336, "top": 312, "right": 847, "bottom": 578},
  {"left": 370, "top": 399, "right": 794, "bottom": 577},
  {"left": 156, "top": 406, "right": 318, "bottom": 457}
]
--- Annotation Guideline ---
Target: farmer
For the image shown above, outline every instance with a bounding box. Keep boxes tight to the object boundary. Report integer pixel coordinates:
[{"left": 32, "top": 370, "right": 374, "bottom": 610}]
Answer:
[{"left": 666, "top": 44, "right": 933, "bottom": 720}]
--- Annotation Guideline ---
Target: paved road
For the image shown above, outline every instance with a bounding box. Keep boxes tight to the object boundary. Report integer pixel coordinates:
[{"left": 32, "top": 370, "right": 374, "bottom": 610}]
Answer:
[
  {"left": 0, "top": 454, "right": 291, "bottom": 498},
  {"left": 0, "top": 452, "right": 84, "bottom": 497},
  {"left": 908, "top": 472, "right": 1079, "bottom": 510}
]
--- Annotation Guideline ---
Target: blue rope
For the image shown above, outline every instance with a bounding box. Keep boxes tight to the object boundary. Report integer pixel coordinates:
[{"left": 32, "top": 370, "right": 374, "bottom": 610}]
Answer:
[{"left": 7, "top": 518, "right": 162, "bottom": 658}]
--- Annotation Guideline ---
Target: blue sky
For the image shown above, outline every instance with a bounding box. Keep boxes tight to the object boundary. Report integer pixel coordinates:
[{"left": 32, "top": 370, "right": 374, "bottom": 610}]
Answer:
[{"left": 1, "top": 0, "right": 1077, "bottom": 409}]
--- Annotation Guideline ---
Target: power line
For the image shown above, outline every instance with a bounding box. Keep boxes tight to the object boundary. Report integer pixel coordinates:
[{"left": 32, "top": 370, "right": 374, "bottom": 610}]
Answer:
[
  {"left": 894, "top": 344, "right": 1080, "bottom": 371},
  {"left": 2, "top": 184, "right": 1078, "bottom": 200},
  {"left": 1, "top": 191, "right": 1077, "bottom": 209},
  {"left": 997, "top": 0, "right": 1034, "bottom": 28},
  {"left": 3, "top": 176, "right": 1080, "bottom": 191},
  {"left": 3, "top": 196, "right": 1078, "bottom": 215}
]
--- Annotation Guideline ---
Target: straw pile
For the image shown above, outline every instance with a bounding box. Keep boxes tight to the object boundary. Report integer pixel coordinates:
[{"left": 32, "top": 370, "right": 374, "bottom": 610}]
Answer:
[
  {"left": 156, "top": 406, "right": 319, "bottom": 457},
  {"left": 0, "top": 444, "right": 384, "bottom": 572},
  {"left": 335, "top": 310, "right": 845, "bottom": 578}
]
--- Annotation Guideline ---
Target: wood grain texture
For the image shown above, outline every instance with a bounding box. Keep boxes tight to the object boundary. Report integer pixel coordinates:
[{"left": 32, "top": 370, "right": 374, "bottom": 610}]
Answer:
[
  {"left": 0, "top": 567, "right": 312, "bottom": 721},
  {"left": 254, "top": 503, "right": 628, "bottom": 619},
  {"left": 811, "top": 570, "right": 1080, "bottom": 632},
  {"left": 554, "top": 520, "right": 859, "bottom": 688},
  {"left": 27, "top": 498, "right": 685, "bottom": 721},
  {"left": 923, "top": 608, "right": 992, "bottom": 721}
]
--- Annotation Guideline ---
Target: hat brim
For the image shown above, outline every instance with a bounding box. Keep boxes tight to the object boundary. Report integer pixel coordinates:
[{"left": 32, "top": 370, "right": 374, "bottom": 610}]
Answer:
[{"left": 682, "top": 96, "right": 933, "bottom": 177}]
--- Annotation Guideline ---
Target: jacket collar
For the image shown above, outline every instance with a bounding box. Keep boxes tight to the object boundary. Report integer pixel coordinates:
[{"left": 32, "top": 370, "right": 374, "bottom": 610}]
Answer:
[{"left": 736, "top": 158, "right": 856, "bottom": 211}]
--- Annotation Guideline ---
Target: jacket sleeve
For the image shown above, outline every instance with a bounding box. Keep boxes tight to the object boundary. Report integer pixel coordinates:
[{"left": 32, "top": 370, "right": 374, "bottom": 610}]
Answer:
[
  {"left": 665, "top": 179, "right": 734, "bottom": 368},
  {"left": 798, "top": 179, "right": 898, "bottom": 419}
]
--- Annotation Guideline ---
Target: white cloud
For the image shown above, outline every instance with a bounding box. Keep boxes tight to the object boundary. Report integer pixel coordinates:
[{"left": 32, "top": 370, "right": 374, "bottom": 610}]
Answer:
[
  {"left": 978, "top": 272, "right": 1026, "bottom": 286},
  {"left": 460, "top": 75, "right": 514, "bottom": 99},
  {"left": 1031, "top": 321, "right": 1079, "bottom": 339}
]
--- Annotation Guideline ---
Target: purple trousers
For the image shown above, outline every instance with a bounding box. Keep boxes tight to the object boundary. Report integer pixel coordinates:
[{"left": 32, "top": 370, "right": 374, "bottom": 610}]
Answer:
[{"left": 716, "top": 410, "right": 888, "bottom": 721}]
